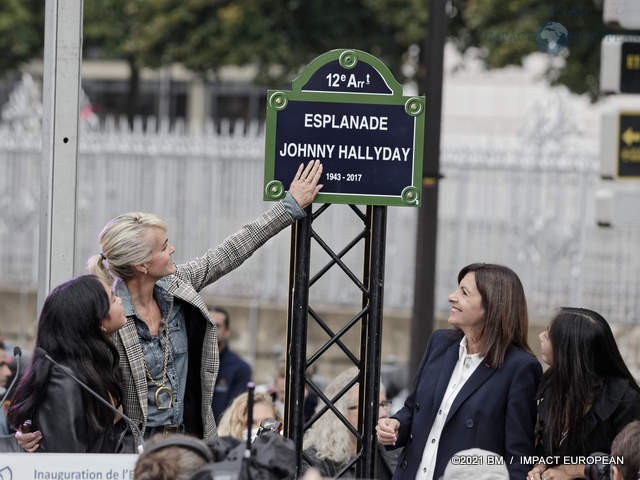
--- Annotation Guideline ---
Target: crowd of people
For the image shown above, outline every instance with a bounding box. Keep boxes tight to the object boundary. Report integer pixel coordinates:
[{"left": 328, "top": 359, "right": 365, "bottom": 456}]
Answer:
[{"left": 0, "top": 159, "right": 639, "bottom": 480}]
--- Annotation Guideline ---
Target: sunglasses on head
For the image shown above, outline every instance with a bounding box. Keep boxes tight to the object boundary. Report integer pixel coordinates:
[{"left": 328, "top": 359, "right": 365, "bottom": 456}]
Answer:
[{"left": 347, "top": 400, "right": 392, "bottom": 411}]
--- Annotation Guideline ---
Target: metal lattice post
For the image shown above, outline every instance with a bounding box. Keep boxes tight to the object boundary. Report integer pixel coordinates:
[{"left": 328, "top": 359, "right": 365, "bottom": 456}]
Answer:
[
  {"left": 285, "top": 203, "right": 387, "bottom": 478},
  {"left": 357, "top": 205, "right": 387, "bottom": 478},
  {"left": 285, "top": 206, "right": 312, "bottom": 477}
]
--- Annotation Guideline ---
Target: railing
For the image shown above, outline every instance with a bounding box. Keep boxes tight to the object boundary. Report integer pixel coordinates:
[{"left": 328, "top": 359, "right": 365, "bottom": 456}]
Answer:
[{"left": 0, "top": 116, "right": 638, "bottom": 328}]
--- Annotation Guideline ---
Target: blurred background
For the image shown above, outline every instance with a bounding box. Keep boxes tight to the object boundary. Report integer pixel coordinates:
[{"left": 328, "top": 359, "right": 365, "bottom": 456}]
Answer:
[{"left": 0, "top": 0, "right": 639, "bottom": 395}]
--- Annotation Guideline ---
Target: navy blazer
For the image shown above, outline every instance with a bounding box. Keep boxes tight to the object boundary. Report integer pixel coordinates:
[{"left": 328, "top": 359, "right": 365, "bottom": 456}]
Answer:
[
  {"left": 212, "top": 346, "right": 252, "bottom": 422},
  {"left": 392, "top": 329, "right": 542, "bottom": 480}
]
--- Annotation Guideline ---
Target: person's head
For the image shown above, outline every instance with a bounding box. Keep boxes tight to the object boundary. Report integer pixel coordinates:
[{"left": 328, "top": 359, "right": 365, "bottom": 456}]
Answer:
[
  {"left": 87, "top": 212, "right": 176, "bottom": 285},
  {"left": 538, "top": 324, "right": 552, "bottom": 366},
  {"left": 34, "top": 275, "right": 125, "bottom": 356},
  {"left": 134, "top": 433, "right": 212, "bottom": 480},
  {"left": 8, "top": 275, "right": 123, "bottom": 431},
  {"left": 303, "top": 367, "right": 359, "bottom": 464},
  {"left": 443, "top": 448, "right": 508, "bottom": 480},
  {"left": 610, "top": 421, "right": 640, "bottom": 480},
  {"left": 345, "top": 381, "right": 390, "bottom": 430},
  {"left": 274, "top": 361, "right": 286, "bottom": 402},
  {"left": 539, "top": 308, "right": 640, "bottom": 456},
  {"left": 0, "top": 348, "right": 13, "bottom": 389},
  {"left": 448, "top": 263, "right": 531, "bottom": 368},
  {"left": 209, "top": 306, "right": 230, "bottom": 350},
  {"left": 303, "top": 366, "right": 389, "bottom": 463},
  {"left": 217, "top": 391, "right": 282, "bottom": 441},
  {"left": 543, "top": 308, "right": 636, "bottom": 381}
]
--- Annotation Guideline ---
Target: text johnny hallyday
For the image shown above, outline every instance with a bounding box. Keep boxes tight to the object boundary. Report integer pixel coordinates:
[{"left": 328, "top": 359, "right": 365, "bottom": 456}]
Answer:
[{"left": 278, "top": 113, "right": 412, "bottom": 162}]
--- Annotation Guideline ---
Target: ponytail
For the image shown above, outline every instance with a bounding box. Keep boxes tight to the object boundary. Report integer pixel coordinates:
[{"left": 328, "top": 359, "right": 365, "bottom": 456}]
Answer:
[{"left": 87, "top": 253, "right": 114, "bottom": 286}]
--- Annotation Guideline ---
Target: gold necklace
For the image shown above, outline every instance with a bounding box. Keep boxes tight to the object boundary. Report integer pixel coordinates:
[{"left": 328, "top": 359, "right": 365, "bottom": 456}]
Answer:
[{"left": 142, "top": 321, "right": 173, "bottom": 410}]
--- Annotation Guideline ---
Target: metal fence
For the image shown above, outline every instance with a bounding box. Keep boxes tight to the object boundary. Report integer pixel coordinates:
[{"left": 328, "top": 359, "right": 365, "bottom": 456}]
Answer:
[{"left": 0, "top": 112, "right": 639, "bottom": 327}]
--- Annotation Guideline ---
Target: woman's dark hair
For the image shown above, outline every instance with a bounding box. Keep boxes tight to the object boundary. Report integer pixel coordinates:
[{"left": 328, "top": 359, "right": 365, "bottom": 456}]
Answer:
[
  {"left": 457, "top": 263, "right": 532, "bottom": 368},
  {"left": 8, "top": 275, "right": 122, "bottom": 432},
  {"left": 540, "top": 308, "right": 640, "bottom": 456}
]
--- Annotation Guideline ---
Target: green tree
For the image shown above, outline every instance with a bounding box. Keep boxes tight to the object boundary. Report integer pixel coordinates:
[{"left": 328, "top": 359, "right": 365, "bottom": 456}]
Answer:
[
  {"left": 83, "top": 0, "right": 153, "bottom": 123},
  {"left": 129, "top": 0, "right": 427, "bottom": 86},
  {"left": 3, "top": 0, "right": 612, "bottom": 117},
  {"left": 0, "top": 0, "right": 43, "bottom": 77},
  {"left": 449, "top": 0, "right": 611, "bottom": 101}
]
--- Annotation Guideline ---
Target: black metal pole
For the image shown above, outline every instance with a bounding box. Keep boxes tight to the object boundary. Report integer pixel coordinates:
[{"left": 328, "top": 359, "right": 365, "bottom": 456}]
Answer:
[
  {"left": 409, "top": 0, "right": 447, "bottom": 378},
  {"left": 245, "top": 382, "right": 255, "bottom": 453},
  {"left": 357, "top": 205, "right": 387, "bottom": 478},
  {"left": 285, "top": 207, "right": 312, "bottom": 477}
]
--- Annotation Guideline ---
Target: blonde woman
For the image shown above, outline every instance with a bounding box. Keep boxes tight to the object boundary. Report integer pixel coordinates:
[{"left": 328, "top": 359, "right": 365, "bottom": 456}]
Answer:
[
  {"left": 217, "top": 391, "right": 282, "bottom": 441},
  {"left": 16, "top": 161, "right": 323, "bottom": 452}
]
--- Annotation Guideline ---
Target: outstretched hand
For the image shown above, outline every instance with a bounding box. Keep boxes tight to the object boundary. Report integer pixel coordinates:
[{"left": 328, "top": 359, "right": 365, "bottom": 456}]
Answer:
[{"left": 288, "top": 160, "right": 323, "bottom": 209}]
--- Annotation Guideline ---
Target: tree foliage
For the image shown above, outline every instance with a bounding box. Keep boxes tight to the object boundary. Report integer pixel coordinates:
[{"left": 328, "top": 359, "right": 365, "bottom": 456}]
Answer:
[
  {"left": 83, "top": 0, "right": 144, "bottom": 60},
  {"left": 128, "top": 0, "right": 427, "bottom": 86},
  {"left": 0, "top": 0, "right": 43, "bottom": 76},
  {"left": 449, "top": 0, "right": 610, "bottom": 101},
  {"left": 0, "top": 0, "right": 616, "bottom": 106}
]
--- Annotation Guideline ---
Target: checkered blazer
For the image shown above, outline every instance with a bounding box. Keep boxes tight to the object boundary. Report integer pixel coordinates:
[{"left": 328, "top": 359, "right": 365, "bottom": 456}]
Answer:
[{"left": 113, "top": 201, "right": 294, "bottom": 440}]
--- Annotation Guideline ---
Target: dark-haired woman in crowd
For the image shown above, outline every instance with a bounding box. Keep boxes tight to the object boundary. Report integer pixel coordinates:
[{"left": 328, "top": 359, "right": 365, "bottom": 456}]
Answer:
[
  {"left": 7, "top": 275, "right": 128, "bottom": 452},
  {"left": 377, "top": 263, "right": 542, "bottom": 479},
  {"left": 528, "top": 308, "right": 640, "bottom": 480}
]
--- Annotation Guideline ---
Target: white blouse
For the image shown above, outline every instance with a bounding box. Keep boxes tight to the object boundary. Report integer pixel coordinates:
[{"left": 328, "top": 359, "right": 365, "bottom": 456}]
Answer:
[{"left": 415, "top": 336, "right": 485, "bottom": 480}]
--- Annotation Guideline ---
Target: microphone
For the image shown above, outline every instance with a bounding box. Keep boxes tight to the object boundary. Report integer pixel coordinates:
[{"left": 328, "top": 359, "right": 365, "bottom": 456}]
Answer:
[
  {"left": 1, "top": 346, "right": 22, "bottom": 407},
  {"left": 245, "top": 382, "right": 255, "bottom": 456},
  {"left": 36, "top": 347, "right": 144, "bottom": 453}
]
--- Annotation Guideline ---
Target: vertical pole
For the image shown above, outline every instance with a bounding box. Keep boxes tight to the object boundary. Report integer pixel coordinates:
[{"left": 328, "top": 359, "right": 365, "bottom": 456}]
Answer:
[
  {"left": 188, "top": 75, "right": 208, "bottom": 136},
  {"left": 358, "top": 205, "right": 387, "bottom": 478},
  {"left": 38, "top": 0, "right": 83, "bottom": 311},
  {"left": 285, "top": 208, "right": 312, "bottom": 477},
  {"left": 409, "top": 0, "right": 447, "bottom": 377}
]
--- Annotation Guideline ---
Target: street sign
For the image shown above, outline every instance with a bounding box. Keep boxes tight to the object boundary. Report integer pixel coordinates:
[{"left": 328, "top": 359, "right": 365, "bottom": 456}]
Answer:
[
  {"left": 601, "top": 36, "right": 640, "bottom": 94},
  {"left": 599, "top": 1, "right": 640, "bottom": 228},
  {"left": 263, "top": 49, "right": 425, "bottom": 207},
  {"left": 618, "top": 113, "right": 640, "bottom": 177},
  {"left": 601, "top": 106, "right": 640, "bottom": 179}
]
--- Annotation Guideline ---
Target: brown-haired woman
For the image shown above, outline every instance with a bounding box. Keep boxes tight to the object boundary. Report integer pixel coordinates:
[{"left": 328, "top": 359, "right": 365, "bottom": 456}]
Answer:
[{"left": 376, "top": 263, "right": 542, "bottom": 480}]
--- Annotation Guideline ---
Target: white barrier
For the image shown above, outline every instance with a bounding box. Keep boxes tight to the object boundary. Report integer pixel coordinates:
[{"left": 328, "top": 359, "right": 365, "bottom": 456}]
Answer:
[{"left": 0, "top": 454, "right": 137, "bottom": 480}]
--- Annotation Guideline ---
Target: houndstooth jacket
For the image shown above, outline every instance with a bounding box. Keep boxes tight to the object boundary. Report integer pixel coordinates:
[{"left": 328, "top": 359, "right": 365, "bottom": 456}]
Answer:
[{"left": 113, "top": 200, "right": 296, "bottom": 440}]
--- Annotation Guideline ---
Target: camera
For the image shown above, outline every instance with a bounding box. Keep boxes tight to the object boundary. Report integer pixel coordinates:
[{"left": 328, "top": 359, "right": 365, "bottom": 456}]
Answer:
[{"left": 255, "top": 418, "right": 282, "bottom": 438}]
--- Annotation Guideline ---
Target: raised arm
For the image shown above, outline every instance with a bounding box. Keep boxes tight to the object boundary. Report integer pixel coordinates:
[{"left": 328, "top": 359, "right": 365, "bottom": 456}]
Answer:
[{"left": 177, "top": 160, "right": 323, "bottom": 291}]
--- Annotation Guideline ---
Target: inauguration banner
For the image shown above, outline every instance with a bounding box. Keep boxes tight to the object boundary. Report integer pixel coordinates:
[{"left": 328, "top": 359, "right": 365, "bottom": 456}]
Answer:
[
  {"left": 0, "top": 453, "right": 137, "bottom": 479},
  {"left": 264, "top": 49, "right": 425, "bottom": 207}
]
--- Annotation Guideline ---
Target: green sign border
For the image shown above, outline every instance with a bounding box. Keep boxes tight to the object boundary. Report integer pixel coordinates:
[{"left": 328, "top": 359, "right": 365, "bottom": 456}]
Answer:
[{"left": 263, "top": 49, "right": 425, "bottom": 207}]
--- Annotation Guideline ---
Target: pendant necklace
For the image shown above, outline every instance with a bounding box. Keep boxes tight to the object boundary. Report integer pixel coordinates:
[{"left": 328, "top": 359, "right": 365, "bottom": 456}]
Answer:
[{"left": 142, "top": 321, "right": 173, "bottom": 410}]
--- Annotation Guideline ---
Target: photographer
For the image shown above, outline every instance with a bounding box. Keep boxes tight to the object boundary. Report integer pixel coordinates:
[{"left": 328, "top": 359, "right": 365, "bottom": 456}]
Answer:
[
  {"left": 217, "top": 391, "right": 282, "bottom": 442},
  {"left": 135, "top": 433, "right": 211, "bottom": 480}
]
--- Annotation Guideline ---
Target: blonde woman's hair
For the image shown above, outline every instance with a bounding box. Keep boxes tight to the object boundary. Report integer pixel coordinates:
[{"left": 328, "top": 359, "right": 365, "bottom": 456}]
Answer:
[
  {"left": 217, "top": 391, "right": 282, "bottom": 440},
  {"left": 303, "top": 367, "right": 359, "bottom": 464},
  {"left": 87, "top": 212, "right": 167, "bottom": 284}
]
